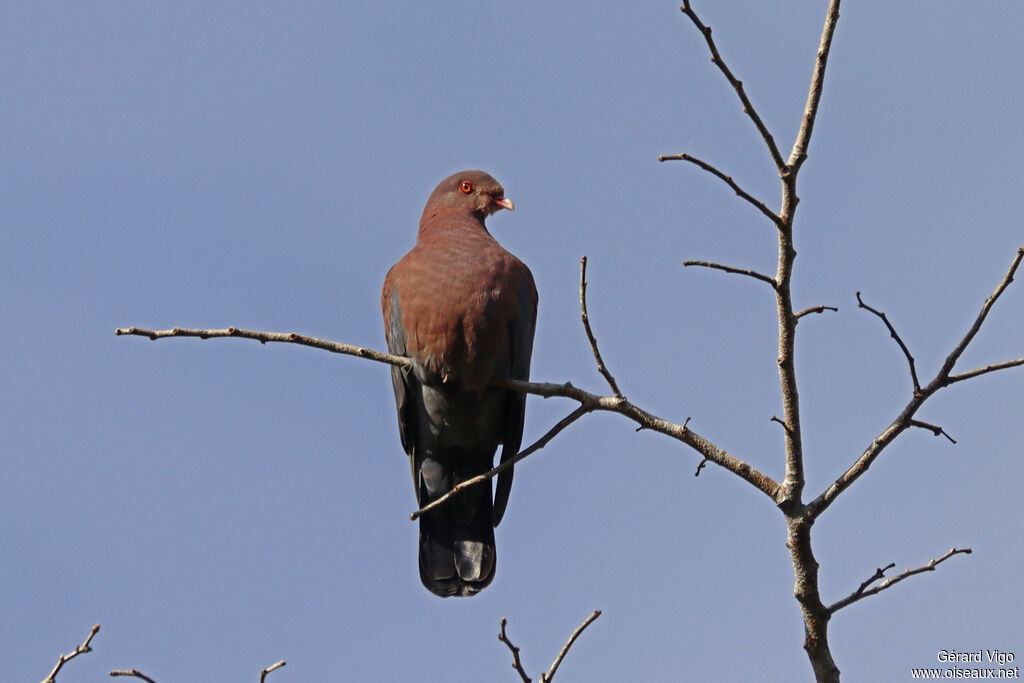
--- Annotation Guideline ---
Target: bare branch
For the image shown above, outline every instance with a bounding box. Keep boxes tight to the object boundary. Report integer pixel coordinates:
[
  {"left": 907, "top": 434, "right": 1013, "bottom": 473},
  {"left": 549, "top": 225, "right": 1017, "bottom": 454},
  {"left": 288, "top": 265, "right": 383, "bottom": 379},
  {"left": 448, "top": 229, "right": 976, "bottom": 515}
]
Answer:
[
  {"left": 498, "top": 612, "right": 601, "bottom": 683},
  {"left": 909, "top": 419, "right": 956, "bottom": 444},
  {"left": 683, "top": 260, "right": 777, "bottom": 288},
  {"left": 788, "top": 0, "right": 842, "bottom": 173},
  {"left": 936, "top": 247, "right": 1024, "bottom": 382},
  {"left": 827, "top": 547, "right": 972, "bottom": 614},
  {"left": 855, "top": 291, "right": 921, "bottom": 394},
  {"left": 657, "top": 153, "right": 781, "bottom": 227},
  {"left": 812, "top": 396, "right": 954, "bottom": 520},
  {"left": 694, "top": 457, "right": 708, "bottom": 477},
  {"left": 947, "top": 357, "right": 1024, "bottom": 384},
  {"left": 541, "top": 610, "right": 602, "bottom": 683},
  {"left": 110, "top": 660, "right": 284, "bottom": 682},
  {"left": 119, "top": 327, "right": 780, "bottom": 502},
  {"left": 498, "top": 377, "right": 780, "bottom": 501},
  {"left": 411, "top": 405, "right": 590, "bottom": 521},
  {"left": 260, "top": 660, "right": 287, "bottom": 682},
  {"left": 498, "top": 618, "right": 531, "bottom": 683},
  {"left": 851, "top": 562, "right": 896, "bottom": 599},
  {"left": 773, "top": 6, "right": 843, "bottom": 680},
  {"left": 770, "top": 415, "right": 792, "bottom": 433},
  {"left": 579, "top": 256, "right": 622, "bottom": 398},
  {"left": 774, "top": 235, "right": 803, "bottom": 506},
  {"left": 43, "top": 624, "right": 99, "bottom": 683},
  {"left": 811, "top": 248, "right": 1024, "bottom": 518},
  {"left": 679, "top": 1, "right": 786, "bottom": 171},
  {"left": 116, "top": 326, "right": 411, "bottom": 370},
  {"left": 109, "top": 671, "right": 157, "bottom": 683},
  {"left": 795, "top": 305, "right": 839, "bottom": 321}
]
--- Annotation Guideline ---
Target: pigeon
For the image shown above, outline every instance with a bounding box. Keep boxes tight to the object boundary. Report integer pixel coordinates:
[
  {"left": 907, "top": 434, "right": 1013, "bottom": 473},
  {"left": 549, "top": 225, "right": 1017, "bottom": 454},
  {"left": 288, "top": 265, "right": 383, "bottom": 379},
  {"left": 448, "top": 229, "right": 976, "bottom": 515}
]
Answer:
[{"left": 382, "top": 170, "right": 537, "bottom": 597}]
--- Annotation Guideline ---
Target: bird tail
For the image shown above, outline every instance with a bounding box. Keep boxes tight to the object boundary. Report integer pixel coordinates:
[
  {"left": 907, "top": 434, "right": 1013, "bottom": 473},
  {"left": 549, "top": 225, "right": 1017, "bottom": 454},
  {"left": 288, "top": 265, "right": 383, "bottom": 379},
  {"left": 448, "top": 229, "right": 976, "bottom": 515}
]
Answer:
[{"left": 416, "top": 455, "right": 496, "bottom": 597}]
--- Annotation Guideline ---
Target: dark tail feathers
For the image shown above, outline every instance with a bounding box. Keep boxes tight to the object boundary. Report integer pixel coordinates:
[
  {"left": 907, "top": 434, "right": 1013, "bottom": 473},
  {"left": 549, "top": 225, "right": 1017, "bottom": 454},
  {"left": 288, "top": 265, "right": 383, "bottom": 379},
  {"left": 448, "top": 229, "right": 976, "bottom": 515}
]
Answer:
[{"left": 417, "top": 456, "right": 496, "bottom": 597}]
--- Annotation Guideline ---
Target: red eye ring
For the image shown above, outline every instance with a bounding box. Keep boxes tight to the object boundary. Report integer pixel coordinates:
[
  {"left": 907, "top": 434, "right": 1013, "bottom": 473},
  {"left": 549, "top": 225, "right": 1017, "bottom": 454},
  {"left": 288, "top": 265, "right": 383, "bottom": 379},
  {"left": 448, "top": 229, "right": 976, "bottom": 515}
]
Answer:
[{"left": 459, "top": 181, "right": 473, "bottom": 194}]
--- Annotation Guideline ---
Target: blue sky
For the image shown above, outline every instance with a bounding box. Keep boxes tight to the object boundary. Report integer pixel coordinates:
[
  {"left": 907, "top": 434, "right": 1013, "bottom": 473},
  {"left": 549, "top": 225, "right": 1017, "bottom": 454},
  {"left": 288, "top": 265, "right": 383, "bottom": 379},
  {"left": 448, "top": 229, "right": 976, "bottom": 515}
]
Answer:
[{"left": 3, "top": 2, "right": 1022, "bottom": 681}]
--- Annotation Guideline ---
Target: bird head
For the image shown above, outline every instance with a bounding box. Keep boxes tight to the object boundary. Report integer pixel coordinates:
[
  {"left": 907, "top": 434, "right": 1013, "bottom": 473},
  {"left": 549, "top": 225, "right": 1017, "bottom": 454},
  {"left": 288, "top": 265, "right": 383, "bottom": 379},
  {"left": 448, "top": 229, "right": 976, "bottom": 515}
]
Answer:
[{"left": 426, "top": 170, "right": 515, "bottom": 221}]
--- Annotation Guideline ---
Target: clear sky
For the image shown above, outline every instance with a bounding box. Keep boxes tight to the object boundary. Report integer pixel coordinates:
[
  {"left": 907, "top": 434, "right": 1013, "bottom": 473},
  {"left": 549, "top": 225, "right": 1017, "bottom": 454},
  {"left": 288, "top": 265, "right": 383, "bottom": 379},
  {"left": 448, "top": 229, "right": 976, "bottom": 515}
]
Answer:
[{"left": 3, "top": 2, "right": 1022, "bottom": 681}]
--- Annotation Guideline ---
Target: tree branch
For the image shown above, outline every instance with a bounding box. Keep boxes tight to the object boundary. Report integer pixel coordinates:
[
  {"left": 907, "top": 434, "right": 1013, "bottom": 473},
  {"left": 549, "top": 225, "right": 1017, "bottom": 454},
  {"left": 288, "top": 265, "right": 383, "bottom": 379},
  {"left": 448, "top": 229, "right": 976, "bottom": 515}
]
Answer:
[
  {"left": 947, "top": 357, "right": 1024, "bottom": 384},
  {"left": 411, "top": 405, "right": 590, "bottom": 520},
  {"left": 694, "top": 457, "right": 708, "bottom": 476},
  {"left": 579, "top": 256, "right": 622, "bottom": 398},
  {"left": 683, "top": 260, "right": 777, "bottom": 288},
  {"left": 679, "top": 1, "right": 786, "bottom": 171},
  {"left": 827, "top": 547, "right": 972, "bottom": 615},
  {"left": 109, "top": 671, "right": 157, "bottom": 683},
  {"left": 43, "top": 624, "right": 99, "bottom": 683},
  {"left": 541, "top": 610, "right": 602, "bottom": 683},
  {"left": 810, "top": 247, "right": 1024, "bottom": 519},
  {"left": 498, "top": 618, "right": 531, "bottom": 683},
  {"left": 118, "top": 334, "right": 781, "bottom": 502},
  {"left": 109, "top": 660, "right": 285, "bottom": 682},
  {"left": 499, "top": 377, "right": 780, "bottom": 500},
  {"left": 909, "top": 419, "right": 956, "bottom": 444},
  {"left": 772, "top": 4, "right": 843, "bottom": 681},
  {"left": 855, "top": 291, "right": 921, "bottom": 394},
  {"left": 116, "top": 326, "right": 412, "bottom": 370},
  {"left": 657, "top": 153, "right": 782, "bottom": 227},
  {"left": 788, "top": 0, "right": 842, "bottom": 173},
  {"left": 498, "top": 611, "right": 601, "bottom": 683},
  {"left": 795, "top": 305, "right": 839, "bottom": 321},
  {"left": 260, "top": 660, "right": 287, "bottom": 682},
  {"left": 935, "top": 247, "right": 1024, "bottom": 382}
]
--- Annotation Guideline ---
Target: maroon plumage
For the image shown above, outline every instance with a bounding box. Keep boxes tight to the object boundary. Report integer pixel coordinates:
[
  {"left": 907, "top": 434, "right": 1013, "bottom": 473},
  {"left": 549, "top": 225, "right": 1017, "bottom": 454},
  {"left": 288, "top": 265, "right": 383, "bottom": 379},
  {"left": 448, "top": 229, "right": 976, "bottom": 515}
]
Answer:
[{"left": 382, "top": 170, "right": 537, "bottom": 597}]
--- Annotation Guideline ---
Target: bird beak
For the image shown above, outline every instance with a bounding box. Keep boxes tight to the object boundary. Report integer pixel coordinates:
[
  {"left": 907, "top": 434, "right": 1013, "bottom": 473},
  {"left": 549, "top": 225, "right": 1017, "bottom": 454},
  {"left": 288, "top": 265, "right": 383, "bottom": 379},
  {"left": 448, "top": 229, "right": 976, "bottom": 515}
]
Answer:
[{"left": 493, "top": 196, "right": 515, "bottom": 212}]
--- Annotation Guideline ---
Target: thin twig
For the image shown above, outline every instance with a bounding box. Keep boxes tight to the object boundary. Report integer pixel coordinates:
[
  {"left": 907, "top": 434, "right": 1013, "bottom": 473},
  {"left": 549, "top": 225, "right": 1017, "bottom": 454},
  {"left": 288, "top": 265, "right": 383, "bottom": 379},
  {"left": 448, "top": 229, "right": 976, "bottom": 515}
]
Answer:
[
  {"left": 827, "top": 548, "right": 972, "bottom": 614},
  {"left": 657, "top": 153, "right": 781, "bottom": 227},
  {"left": 947, "top": 357, "right": 1024, "bottom": 384},
  {"left": 43, "top": 624, "right": 99, "bottom": 683},
  {"left": 770, "top": 415, "right": 792, "bottom": 433},
  {"left": 110, "top": 661, "right": 284, "bottom": 682},
  {"left": 795, "top": 305, "right": 839, "bottom": 320},
  {"left": 679, "top": 1, "right": 786, "bottom": 171},
  {"left": 935, "top": 247, "right": 1024, "bottom": 381},
  {"left": 260, "top": 660, "right": 287, "bottom": 682},
  {"left": 498, "top": 618, "right": 531, "bottom": 683},
  {"left": 109, "top": 671, "right": 157, "bottom": 683},
  {"left": 412, "top": 405, "right": 590, "bottom": 520},
  {"left": 683, "top": 260, "right": 777, "bottom": 288},
  {"left": 694, "top": 458, "right": 708, "bottom": 477},
  {"left": 909, "top": 419, "right": 956, "bottom": 444},
  {"left": 579, "top": 256, "right": 622, "bottom": 398},
  {"left": 852, "top": 562, "right": 896, "bottom": 599},
  {"left": 856, "top": 291, "right": 921, "bottom": 394},
  {"left": 116, "top": 326, "right": 411, "bottom": 370},
  {"left": 541, "top": 610, "right": 602, "bottom": 683}
]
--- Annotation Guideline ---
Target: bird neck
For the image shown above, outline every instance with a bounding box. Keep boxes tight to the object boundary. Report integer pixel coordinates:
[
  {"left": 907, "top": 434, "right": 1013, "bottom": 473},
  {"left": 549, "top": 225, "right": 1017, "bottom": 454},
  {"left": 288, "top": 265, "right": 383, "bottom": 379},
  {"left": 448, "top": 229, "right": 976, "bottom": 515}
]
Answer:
[{"left": 417, "top": 209, "right": 492, "bottom": 239}]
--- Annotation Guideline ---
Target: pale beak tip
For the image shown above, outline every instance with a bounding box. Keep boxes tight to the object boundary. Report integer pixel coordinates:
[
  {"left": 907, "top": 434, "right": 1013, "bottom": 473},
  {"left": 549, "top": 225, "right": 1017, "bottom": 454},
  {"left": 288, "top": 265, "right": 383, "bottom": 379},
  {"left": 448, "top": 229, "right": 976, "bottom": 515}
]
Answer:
[{"left": 494, "top": 196, "right": 515, "bottom": 212}]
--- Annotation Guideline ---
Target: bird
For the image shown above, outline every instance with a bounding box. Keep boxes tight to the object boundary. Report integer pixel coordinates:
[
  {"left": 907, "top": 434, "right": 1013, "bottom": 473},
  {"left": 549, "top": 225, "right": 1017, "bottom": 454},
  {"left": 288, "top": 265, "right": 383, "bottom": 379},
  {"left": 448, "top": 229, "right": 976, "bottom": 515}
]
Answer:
[{"left": 382, "top": 170, "right": 537, "bottom": 597}]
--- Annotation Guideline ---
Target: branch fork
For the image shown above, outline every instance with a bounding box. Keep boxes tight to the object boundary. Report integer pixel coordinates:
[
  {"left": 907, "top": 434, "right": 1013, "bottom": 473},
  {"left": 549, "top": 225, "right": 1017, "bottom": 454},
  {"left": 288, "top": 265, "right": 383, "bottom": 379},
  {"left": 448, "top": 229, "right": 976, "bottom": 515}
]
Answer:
[
  {"left": 499, "top": 611, "right": 601, "bottom": 683},
  {"left": 828, "top": 548, "right": 973, "bottom": 614}
]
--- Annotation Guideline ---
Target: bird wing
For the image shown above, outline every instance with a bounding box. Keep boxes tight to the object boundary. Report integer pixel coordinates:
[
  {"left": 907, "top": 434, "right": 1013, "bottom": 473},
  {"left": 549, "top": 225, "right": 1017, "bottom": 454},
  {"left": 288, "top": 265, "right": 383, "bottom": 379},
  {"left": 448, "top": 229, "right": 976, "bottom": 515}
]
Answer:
[
  {"left": 383, "top": 276, "right": 417, "bottom": 467},
  {"left": 493, "top": 266, "right": 538, "bottom": 526}
]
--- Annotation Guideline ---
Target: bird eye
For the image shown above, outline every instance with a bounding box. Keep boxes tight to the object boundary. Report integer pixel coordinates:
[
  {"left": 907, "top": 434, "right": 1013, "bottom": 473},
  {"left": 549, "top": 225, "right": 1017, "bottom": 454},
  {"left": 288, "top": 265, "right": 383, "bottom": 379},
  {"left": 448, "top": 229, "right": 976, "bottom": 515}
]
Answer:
[{"left": 459, "top": 181, "right": 473, "bottom": 194}]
